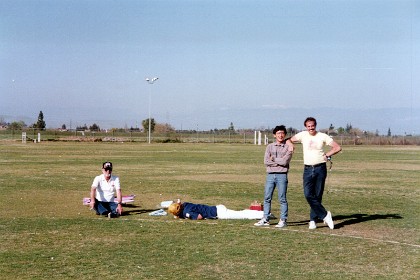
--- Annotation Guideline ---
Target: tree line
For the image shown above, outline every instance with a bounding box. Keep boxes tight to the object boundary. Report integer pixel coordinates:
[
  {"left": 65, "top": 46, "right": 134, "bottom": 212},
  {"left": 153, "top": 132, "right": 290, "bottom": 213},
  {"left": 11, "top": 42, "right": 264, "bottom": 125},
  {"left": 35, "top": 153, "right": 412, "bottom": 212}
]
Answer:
[{"left": 0, "top": 111, "right": 398, "bottom": 137}]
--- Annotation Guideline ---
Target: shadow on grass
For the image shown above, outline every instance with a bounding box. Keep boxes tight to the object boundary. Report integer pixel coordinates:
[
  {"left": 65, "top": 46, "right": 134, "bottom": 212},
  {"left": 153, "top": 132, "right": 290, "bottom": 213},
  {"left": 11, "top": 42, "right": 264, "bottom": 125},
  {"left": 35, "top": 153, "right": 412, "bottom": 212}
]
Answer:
[
  {"left": 121, "top": 205, "right": 163, "bottom": 216},
  {"left": 288, "top": 213, "right": 402, "bottom": 229},
  {"left": 333, "top": 213, "right": 402, "bottom": 229}
]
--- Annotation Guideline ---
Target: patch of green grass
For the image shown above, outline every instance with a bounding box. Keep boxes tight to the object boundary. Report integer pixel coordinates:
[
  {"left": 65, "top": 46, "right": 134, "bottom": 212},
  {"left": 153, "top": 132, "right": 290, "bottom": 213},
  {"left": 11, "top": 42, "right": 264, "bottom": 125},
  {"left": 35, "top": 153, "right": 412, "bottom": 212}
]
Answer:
[{"left": 0, "top": 142, "right": 419, "bottom": 279}]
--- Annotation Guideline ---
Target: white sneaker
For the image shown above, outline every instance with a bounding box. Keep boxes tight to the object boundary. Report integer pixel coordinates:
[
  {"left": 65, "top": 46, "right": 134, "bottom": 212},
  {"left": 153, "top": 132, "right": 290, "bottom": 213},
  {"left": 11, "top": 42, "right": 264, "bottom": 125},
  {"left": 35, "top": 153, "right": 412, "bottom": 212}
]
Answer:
[
  {"left": 308, "top": 221, "right": 317, "bottom": 229},
  {"left": 323, "top": 211, "right": 334, "bottom": 229},
  {"left": 275, "top": 220, "right": 287, "bottom": 228},
  {"left": 254, "top": 218, "right": 269, "bottom": 226}
]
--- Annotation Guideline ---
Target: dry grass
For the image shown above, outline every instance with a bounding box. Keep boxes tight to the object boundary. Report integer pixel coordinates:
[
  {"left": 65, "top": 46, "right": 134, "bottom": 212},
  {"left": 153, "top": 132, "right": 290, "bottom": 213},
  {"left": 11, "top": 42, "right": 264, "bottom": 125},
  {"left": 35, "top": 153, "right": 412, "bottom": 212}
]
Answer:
[{"left": 0, "top": 142, "right": 419, "bottom": 279}]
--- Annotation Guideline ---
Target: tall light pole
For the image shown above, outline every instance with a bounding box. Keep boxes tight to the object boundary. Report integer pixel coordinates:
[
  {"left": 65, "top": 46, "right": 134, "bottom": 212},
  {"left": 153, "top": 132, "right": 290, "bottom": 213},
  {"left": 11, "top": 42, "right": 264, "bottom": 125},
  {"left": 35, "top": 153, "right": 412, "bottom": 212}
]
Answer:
[{"left": 145, "top": 77, "right": 158, "bottom": 144}]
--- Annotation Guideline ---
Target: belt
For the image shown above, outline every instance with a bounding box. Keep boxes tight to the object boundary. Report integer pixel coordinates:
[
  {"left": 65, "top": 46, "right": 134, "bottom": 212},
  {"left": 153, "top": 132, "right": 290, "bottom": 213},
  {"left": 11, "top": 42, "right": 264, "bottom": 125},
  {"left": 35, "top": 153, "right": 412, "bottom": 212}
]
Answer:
[{"left": 304, "top": 162, "right": 326, "bottom": 168}]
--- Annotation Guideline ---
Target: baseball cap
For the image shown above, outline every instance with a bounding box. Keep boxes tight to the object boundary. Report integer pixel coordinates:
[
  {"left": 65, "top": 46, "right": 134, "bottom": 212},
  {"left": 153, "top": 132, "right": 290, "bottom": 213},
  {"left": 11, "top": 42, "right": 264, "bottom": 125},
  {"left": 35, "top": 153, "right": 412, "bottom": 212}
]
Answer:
[{"left": 102, "top": 162, "right": 113, "bottom": 170}]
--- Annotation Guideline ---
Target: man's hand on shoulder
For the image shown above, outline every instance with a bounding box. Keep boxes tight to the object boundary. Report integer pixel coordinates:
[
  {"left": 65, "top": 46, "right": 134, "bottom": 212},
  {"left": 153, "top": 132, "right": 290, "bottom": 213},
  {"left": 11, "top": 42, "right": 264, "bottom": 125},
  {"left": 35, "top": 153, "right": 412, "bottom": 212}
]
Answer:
[{"left": 286, "top": 138, "right": 294, "bottom": 152}]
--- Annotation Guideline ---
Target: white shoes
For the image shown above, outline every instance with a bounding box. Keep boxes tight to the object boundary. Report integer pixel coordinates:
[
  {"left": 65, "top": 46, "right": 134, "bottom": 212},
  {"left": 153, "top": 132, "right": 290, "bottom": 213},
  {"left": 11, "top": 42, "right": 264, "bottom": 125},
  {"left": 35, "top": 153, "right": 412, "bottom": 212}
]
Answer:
[
  {"left": 255, "top": 218, "right": 288, "bottom": 228},
  {"left": 308, "top": 211, "right": 334, "bottom": 229},
  {"left": 254, "top": 218, "right": 269, "bottom": 226},
  {"left": 323, "top": 211, "right": 334, "bottom": 229},
  {"left": 275, "top": 220, "right": 287, "bottom": 228},
  {"left": 255, "top": 216, "right": 333, "bottom": 229},
  {"left": 308, "top": 221, "right": 317, "bottom": 229}
]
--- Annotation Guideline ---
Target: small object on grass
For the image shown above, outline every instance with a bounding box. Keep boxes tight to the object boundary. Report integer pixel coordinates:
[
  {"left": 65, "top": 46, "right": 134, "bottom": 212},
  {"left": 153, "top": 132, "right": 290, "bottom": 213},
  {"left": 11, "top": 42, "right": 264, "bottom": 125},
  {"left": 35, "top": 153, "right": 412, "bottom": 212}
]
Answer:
[
  {"left": 160, "top": 200, "right": 173, "bottom": 208},
  {"left": 149, "top": 209, "right": 167, "bottom": 216}
]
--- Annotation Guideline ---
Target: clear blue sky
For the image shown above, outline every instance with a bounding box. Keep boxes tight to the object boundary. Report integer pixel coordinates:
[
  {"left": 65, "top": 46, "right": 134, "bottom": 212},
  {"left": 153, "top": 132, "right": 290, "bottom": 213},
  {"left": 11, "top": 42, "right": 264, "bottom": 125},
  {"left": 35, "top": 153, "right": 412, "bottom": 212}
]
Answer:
[{"left": 1, "top": 0, "right": 419, "bottom": 135}]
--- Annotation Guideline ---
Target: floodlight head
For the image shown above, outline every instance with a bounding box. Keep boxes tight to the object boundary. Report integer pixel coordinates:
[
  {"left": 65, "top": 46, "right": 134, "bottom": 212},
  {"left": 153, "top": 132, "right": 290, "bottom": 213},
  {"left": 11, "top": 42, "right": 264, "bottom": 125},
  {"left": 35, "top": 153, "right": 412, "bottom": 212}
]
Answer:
[{"left": 146, "top": 77, "right": 159, "bottom": 84}]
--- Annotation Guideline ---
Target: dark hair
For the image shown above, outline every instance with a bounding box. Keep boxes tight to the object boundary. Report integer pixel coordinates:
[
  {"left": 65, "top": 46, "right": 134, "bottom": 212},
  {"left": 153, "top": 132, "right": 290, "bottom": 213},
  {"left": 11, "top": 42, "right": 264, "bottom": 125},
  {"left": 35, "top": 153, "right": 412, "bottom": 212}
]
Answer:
[
  {"left": 273, "top": 125, "right": 287, "bottom": 135},
  {"left": 304, "top": 117, "right": 317, "bottom": 127}
]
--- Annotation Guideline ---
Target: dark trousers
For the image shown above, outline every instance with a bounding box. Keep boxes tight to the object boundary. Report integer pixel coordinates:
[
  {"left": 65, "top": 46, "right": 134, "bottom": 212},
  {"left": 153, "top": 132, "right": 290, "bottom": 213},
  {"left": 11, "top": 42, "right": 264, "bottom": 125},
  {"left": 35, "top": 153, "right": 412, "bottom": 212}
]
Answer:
[
  {"left": 303, "top": 163, "right": 328, "bottom": 221},
  {"left": 94, "top": 199, "right": 118, "bottom": 215}
]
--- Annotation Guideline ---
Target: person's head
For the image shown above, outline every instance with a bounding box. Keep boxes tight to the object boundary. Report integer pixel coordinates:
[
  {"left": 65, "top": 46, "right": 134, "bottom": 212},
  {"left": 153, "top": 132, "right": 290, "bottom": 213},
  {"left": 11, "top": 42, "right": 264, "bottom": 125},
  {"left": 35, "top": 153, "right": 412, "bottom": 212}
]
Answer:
[
  {"left": 272, "top": 125, "right": 287, "bottom": 143},
  {"left": 304, "top": 117, "right": 317, "bottom": 136},
  {"left": 102, "top": 161, "right": 113, "bottom": 179},
  {"left": 168, "top": 202, "right": 182, "bottom": 217}
]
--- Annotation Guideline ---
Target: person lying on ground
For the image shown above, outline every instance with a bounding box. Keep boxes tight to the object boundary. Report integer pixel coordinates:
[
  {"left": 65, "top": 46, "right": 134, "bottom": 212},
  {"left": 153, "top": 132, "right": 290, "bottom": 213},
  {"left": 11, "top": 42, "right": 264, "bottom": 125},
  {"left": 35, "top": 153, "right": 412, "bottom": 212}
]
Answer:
[{"left": 167, "top": 199, "right": 264, "bottom": 220}]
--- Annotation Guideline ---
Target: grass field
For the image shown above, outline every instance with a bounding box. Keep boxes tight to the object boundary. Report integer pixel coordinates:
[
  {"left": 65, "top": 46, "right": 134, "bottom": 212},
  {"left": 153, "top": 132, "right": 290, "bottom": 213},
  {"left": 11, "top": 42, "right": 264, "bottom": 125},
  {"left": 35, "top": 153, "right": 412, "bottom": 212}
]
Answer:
[{"left": 0, "top": 141, "right": 419, "bottom": 279}]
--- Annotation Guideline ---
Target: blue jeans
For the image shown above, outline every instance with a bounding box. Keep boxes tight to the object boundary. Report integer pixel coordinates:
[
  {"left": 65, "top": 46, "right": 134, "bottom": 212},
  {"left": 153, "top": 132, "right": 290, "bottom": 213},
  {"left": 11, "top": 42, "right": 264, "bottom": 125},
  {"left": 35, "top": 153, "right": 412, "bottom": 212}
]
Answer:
[
  {"left": 94, "top": 199, "right": 118, "bottom": 216},
  {"left": 263, "top": 173, "right": 288, "bottom": 221},
  {"left": 303, "top": 163, "right": 328, "bottom": 221}
]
